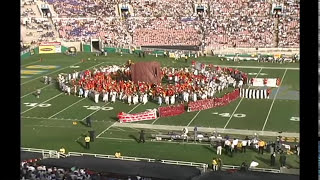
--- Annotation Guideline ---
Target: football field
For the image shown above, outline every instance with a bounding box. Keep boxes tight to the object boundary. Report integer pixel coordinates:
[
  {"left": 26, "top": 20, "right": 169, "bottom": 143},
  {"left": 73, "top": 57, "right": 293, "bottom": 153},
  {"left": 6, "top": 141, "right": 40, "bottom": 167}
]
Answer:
[{"left": 21, "top": 53, "right": 300, "bottom": 168}]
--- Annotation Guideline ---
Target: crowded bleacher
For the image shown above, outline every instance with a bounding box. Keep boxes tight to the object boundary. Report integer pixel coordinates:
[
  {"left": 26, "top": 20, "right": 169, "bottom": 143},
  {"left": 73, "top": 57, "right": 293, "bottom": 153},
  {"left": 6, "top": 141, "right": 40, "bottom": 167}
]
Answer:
[{"left": 20, "top": 0, "right": 299, "bottom": 48}]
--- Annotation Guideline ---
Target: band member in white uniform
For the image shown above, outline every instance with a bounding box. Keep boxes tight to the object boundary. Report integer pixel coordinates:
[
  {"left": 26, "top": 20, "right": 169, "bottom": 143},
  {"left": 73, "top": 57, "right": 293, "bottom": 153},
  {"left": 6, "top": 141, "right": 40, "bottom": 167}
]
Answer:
[
  {"left": 165, "top": 95, "right": 170, "bottom": 105},
  {"left": 94, "top": 92, "right": 99, "bottom": 103},
  {"left": 142, "top": 93, "right": 148, "bottom": 105},
  {"left": 170, "top": 95, "right": 175, "bottom": 104},
  {"left": 158, "top": 95, "right": 162, "bottom": 106}
]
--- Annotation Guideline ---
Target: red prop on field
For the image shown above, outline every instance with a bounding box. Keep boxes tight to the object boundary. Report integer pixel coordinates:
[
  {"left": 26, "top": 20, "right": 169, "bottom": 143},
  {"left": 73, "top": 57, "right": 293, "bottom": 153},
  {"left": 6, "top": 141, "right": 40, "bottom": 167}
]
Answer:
[
  {"left": 158, "top": 104, "right": 185, "bottom": 117},
  {"left": 188, "top": 89, "right": 240, "bottom": 111},
  {"left": 118, "top": 109, "right": 157, "bottom": 123}
]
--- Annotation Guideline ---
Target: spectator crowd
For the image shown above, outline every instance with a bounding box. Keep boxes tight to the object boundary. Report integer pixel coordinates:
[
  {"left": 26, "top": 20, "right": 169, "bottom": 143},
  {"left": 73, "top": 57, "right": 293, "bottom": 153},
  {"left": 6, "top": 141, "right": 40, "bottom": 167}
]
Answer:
[{"left": 21, "top": 0, "right": 299, "bottom": 48}]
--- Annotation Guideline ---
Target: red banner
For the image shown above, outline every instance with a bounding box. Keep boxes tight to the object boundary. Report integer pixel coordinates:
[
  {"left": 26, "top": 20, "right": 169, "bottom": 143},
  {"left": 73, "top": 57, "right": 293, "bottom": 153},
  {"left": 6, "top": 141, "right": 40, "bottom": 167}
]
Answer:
[
  {"left": 187, "top": 89, "right": 240, "bottom": 112},
  {"left": 118, "top": 109, "right": 157, "bottom": 123},
  {"left": 158, "top": 104, "right": 185, "bottom": 117}
]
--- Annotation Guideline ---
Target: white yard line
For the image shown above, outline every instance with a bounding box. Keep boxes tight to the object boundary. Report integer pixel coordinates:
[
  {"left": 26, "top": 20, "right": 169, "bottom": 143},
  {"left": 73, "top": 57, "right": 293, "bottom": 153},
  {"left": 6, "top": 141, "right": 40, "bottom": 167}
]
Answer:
[
  {"left": 21, "top": 116, "right": 113, "bottom": 123},
  {"left": 127, "top": 103, "right": 141, "bottom": 113},
  {"left": 223, "top": 68, "right": 263, "bottom": 129},
  {"left": 96, "top": 104, "right": 141, "bottom": 138},
  {"left": 129, "top": 127, "right": 141, "bottom": 131},
  {"left": 80, "top": 102, "right": 111, "bottom": 121},
  {"left": 21, "top": 84, "right": 52, "bottom": 98},
  {"left": 112, "top": 127, "right": 126, "bottom": 132},
  {"left": 261, "top": 68, "right": 288, "bottom": 131},
  {"left": 21, "top": 60, "right": 40, "bottom": 67},
  {"left": 187, "top": 110, "right": 202, "bottom": 127},
  {"left": 48, "top": 98, "right": 86, "bottom": 119},
  {"left": 21, "top": 61, "right": 82, "bottom": 85},
  {"left": 151, "top": 117, "right": 160, "bottom": 125},
  {"left": 21, "top": 93, "right": 63, "bottom": 114},
  {"left": 21, "top": 62, "right": 106, "bottom": 99},
  {"left": 26, "top": 124, "right": 88, "bottom": 130}
]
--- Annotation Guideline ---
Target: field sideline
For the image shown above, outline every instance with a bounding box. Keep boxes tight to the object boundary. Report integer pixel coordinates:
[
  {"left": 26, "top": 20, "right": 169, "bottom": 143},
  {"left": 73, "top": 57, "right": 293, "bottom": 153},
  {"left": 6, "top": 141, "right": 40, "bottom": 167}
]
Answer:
[{"left": 21, "top": 53, "right": 299, "bottom": 169}]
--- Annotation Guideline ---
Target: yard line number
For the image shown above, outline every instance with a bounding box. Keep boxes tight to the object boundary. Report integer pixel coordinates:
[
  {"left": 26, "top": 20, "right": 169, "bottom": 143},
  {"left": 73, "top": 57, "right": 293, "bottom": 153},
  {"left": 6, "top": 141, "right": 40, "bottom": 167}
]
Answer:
[
  {"left": 289, "top": 117, "right": 299, "bottom": 121},
  {"left": 83, "top": 106, "right": 114, "bottom": 111},
  {"left": 24, "top": 103, "right": 51, "bottom": 107},
  {"left": 212, "top": 112, "right": 246, "bottom": 118}
]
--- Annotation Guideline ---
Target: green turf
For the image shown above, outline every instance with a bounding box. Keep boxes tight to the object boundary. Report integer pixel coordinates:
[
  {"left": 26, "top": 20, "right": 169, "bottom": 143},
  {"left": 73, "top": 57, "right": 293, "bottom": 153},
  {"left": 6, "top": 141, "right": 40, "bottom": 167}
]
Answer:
[{"left": 21, "top": 53, "right": 299, "bottom": 169}]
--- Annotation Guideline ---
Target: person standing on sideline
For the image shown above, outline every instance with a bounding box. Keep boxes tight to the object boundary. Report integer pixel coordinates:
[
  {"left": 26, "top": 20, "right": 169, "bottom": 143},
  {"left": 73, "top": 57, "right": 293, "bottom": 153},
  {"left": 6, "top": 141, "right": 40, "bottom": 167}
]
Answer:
[
  {"left": 194, "top": 126, "right": 198, "bottom": 143},
  {"left": 86, "top": 116, "right": 92, "bottom": 127},
  {"left": 139, "top": 130, "right": 145, "bottom": 143},
  {"left": 270, "top": 152, "right": 276, "bottom": 166},
  {"left": 258, "top": 140, "right": 265, "bottom": 154},
  {"left": 224, "top": 138, "right": 231, "bottom": 156},
  {"left": 185, "top": 55, "right": 188, "bottom": 63},
  {"left": 36, "top": 89, "right": 41, "bottom": 98},
  {"left": 232, "top": 138, "right": 238, "bottom": 153},
  {"left": 216, "top": 140, "right": 222, "bottom": 155},
  {"left": 279, "top": 152, "right": 286, "bottom": 167},
  {"left": 241, "top": 139, "right": 247, "bottom": 153},
  {"left": 212, "top": 157, "right": 218, "bottom": 171},
  {"left": 85, "top": 135, "right": 90, "bottom": 149},
  {"left": 59, "top": 147, "right": 66, "bottom": 158}
]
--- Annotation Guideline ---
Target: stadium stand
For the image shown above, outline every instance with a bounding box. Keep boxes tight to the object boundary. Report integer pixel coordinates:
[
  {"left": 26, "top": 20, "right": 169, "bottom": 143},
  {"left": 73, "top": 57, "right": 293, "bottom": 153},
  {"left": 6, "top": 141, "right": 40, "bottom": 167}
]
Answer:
[{"left": 21, "top": 0, "right": 299, "bottom": 48}]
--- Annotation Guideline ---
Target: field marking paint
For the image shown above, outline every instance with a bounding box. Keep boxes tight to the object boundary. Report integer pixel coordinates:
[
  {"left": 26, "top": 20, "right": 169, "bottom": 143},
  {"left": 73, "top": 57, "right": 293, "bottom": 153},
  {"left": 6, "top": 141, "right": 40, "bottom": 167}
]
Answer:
[
  {"left": 21, "top": 93, "right": 63, "bottom": 114},
  {"left": 130, "top": 127, "right": 141, "bottom": 132},
  {"left": 48, "top": 98, "right": 86, "bottom": 119},
  {"left": 21, "top": 60, "right": 41, "bottom": 67},
  {"left": 151, "top": 117, "right": 160, "bottom": 125},
  {"left": 21, "top": 62, "right": 106, "bottom": 98},
  {"left": 187, "top": 110, "right": 202, "bottom": 127},
  {"left": 21, "top": 84, "right": 52, "bottom": 98},
  {"left": 27, "top": 124, "right": 88, "bottom": 130},
  {"left": 80, "top": 102, "right": 111, "bottom": 121},
  {"left": 21, "top": 61, "right": 83, "bottom": 85},
  {"left": 261, "top": 68, "right": 288, "bottom": 131},
  {"left": 112, "top": 127, "right": 126, "bottom": 132},
  {"left": 223, "top": 68, "right": 263, "bottom": 129},
  {"left": 21, "top": 116, "right": 113, "bottom": 123},
  {"left": 96, "top": 103, "right": 141, "bottom": 138}
]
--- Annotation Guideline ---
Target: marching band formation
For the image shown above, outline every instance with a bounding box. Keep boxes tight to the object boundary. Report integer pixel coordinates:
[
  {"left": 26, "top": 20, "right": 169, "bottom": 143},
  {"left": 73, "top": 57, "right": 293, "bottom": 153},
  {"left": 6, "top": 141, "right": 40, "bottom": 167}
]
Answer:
[{"left": 55, "top": 61, "right": 248, "bottom": 105}]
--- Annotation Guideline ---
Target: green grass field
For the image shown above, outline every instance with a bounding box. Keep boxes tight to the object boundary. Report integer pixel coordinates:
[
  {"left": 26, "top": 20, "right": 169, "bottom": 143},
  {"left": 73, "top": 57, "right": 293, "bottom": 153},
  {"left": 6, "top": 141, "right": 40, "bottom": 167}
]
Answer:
[{"left": 21, "top": 52, "right": 300, "bottom": 169}]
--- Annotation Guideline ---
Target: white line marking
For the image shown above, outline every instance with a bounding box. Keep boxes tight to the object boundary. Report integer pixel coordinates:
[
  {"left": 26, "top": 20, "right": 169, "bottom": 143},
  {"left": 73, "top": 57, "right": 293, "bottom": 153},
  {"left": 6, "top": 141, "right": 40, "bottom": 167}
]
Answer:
[
  {"left": 223, "top": 68, "right": 263, "bottom": 129},
  {"left": 21, "top": 62, "right": 106, "bottom": 98},
  {"left": 21, "top": 93, "right": 63, "bottom": 114},
  {"left": 151, "top": 117, "right": 160, "bottom": 125},
  {"left": 112, "top": 127, "right": 126, "bottom": 132},
  {"left": 130, "top": 127, "right": 141, "bottom": 131},
  {"left": 261, "top": 68, "right": 288, "bottom": 131},
  {"left": 96, "top": 104, "right": 141, "bottom": 138},
  {"left": 21, "top": 84, "right": 52, "bottom": 98},
  {"left": 21, "top": 60, "right": 41, "bottom": 67},
  {"left": 48, "top": 98, "right": 86, "bottom": 119},
  {"left": 80, "top": 102, "right": 111, "bottom": 121},
  {"left": 127, "top": 103, "right": 141, "bottom": 113},
  {"left": 21, "top": 116, "right": 113, "bottom": 122},
  {"left": 26, "top": 124, "right": 87, "bottom": 129},
  {"left": 187, "top": 110, "right": 202, "bottom": 127},
  {"left": 21, "top": 61, "right": 82, "bottom": 85}
]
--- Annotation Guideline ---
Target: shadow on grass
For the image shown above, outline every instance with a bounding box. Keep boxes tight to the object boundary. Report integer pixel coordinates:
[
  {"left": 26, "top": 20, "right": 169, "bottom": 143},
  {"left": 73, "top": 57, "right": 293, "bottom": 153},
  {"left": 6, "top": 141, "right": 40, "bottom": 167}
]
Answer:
[
  {"left": 255, "top": 155, "right": 272, "bottom": 167},
  {"left": 110, "top": 117, "right": 118, "bottom": 121},
  {"left": 129, "top": 135, "right": 139, "bottom": 143},
  {"left": 76, "top": 140, "right": 86, "bottom": 149},
  {"left": 79, "top": 121, "right": 88, "bottom": 127},
  {"left": 203, "top": 145, "right": 214, "bottom": 153}
]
